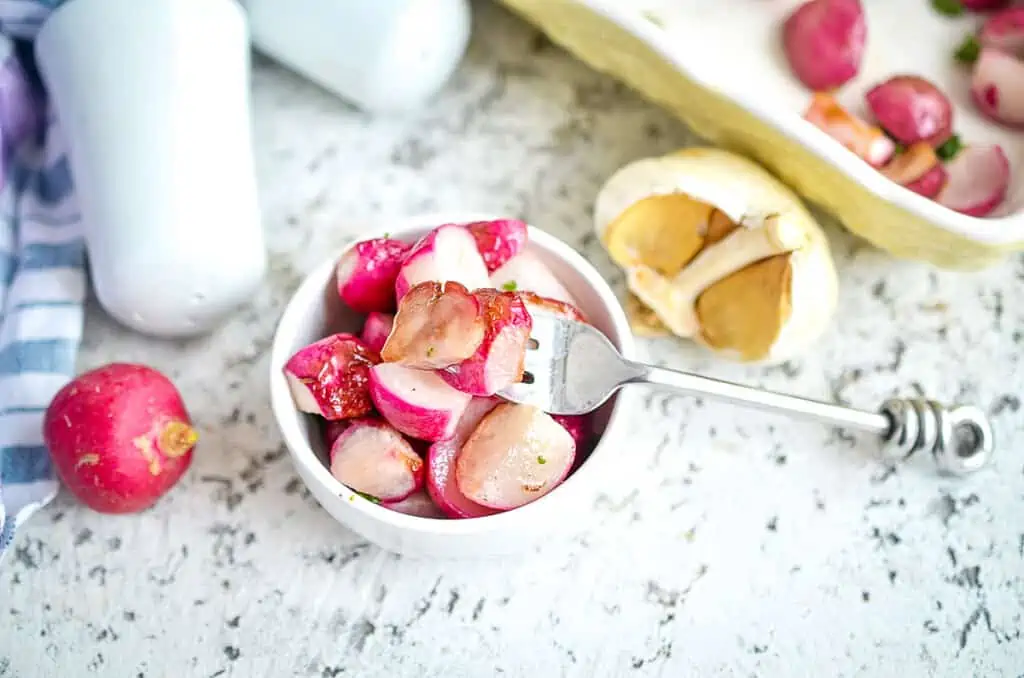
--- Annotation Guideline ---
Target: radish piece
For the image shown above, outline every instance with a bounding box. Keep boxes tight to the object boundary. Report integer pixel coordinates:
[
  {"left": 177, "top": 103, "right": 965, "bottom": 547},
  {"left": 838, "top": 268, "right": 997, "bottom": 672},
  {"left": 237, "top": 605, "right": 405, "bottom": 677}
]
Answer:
[
  {"left": 368, "top": 362, "right": 472, "bottom": 441},
  {"left": 441, "top": 289, "right": 533, "bottom": 396},
  {"left": 381, "top": 489, "right": 447, "bottom": 518},
  {"left": 970, "top": 48, "right": 1024, "bottom": 128},
  {"left": 466, "top": 218, "right": 528, "bottom": 272},
  {"left": 804, "top": 93, "right": 896, "bottom": 168},
  {"left": 359, "top": 312, "right": 395, "bottom": 355},
  {"left": 518, "top": 291, "right": 588, "bottom": 324},
  {"left": 336, "top": 238, "right": 412, "bottom": 313},
  {"left": 329, "top": 418, "right": 424, "bottom": 502},
  {"left": 551, "top": 414, "right": 591, "bottom": 450},
  {"left": 426, "top": 397, "right": 503, "bottom": 519},
  {"left": 980, "top": 8, "right": 1024, "bottom": 55},
  {"left": 455, "top": 403, "right": 576, "bottom": 510},
  {"left": 43, "top": 363, "right": 197, "bottom": 514},
  {"left": 322, "top": 419, "right": 351, "bottom": 449},
  {"left": 880, "top": 142, "right": 947, "bottom": 199},
  {"left": 865, "top": 76, "right": 953, "bottom": 147},
  {"left": 381, "top": 281, "right": 486, "bottom": 369},
  {"left": 782, "top": 0, "right": 866, "bottom": 91},
  {"left": 394, "top": 224, "right": 490, "bottom": 300},
  {"left": 490, "top": 251, "right": 577, "bottom": 304},
  {"left": 283, "top": 333, "right": 379, "bottom": 420},
  {"left": 936, "top": 144, "right": 1011, "bottom": 217}
]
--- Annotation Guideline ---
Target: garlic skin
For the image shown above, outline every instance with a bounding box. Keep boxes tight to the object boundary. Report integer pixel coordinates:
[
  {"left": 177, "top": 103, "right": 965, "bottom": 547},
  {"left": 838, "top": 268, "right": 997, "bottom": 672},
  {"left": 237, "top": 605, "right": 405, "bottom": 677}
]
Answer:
[{"left": 594, "top": 147, "right": 838, "bottom": 364}]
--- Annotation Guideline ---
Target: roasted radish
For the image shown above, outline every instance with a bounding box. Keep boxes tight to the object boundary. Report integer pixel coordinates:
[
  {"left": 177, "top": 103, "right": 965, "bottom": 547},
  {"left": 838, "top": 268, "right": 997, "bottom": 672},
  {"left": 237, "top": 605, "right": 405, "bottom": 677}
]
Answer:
[
  {"left": 865, "top": 76, "right": 953, "bottom": 146},
  {"left": 426, "top": 397, "right": 503, "bottom": 519},
  {"left": 381, "top": 489, "right": 446, "bottom": 518},
  {"left": 336, "top": 237, "right": 411, "bottom": 313},
  {"left": 381, "top": 281, "right": 486, "bottom": 369},
  {"left": 971, "top": 48, "right": 1024, "bottom": 128},
  {"left": 441, "top": 289, "right": 533, "bottom": 396},
  {"left": 880, "top": 143, "right": 947, "bottom": 199},
  {"left": 979, "top": 7, "right": 1024, "bottom": 55},
  {"left": 936, "top": 144, "right": 1011, "bottom": 217},
  {"left": 368, "top": 362, "right": 472, "bottom": 441},
  {"left": 490, "top": 251, "right": 577, "bottom": 304},
  {"left": 394, "top": 224, "right": 490, "bottom": 300},
  {"left": 804, "top": 93, "right": 896, "bottom": 168},
  {"left": 359, "top": 312, "right": 394, "bottom": 354},
  {"left": 518, "top": 291, "right": 587, "bottom": 323},
  {"left": 284, "top": 333, "right": 379, "bottom": 420},
  {"left": 329, "top": 418, "right": 424, "bottom": 502},
  {"left": 455, "top": 403, "right": 576, "bottom": 510},
  {"left": 551, "top": 414, "right": 591, "bottom": 450},
  {"left": 467, "top": 218, "right": 528, "bottom": 272},
  {"left": 782, "top": 0, "right": 866, "bottom": 91}
]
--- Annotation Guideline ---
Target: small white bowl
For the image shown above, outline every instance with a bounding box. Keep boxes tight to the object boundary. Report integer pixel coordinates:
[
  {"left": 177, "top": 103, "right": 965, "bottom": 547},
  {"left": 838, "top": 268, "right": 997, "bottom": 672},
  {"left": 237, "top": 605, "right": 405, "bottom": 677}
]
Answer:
[{"left": 269, "top": 214, "right": 634, "bottom": 558}]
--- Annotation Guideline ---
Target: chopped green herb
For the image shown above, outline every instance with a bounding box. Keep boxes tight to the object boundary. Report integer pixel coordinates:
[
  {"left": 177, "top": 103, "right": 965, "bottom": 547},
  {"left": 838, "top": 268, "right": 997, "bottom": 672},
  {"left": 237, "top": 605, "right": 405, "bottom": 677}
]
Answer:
[
  {"left": 426, "top": 346, "right": 436, "bottom": 357},
  {"left": 931, "top": 0, "right": 964, "bottom": 16},
  {"left": 537, "top": 455, "right": 547, "bottom": 465},
  {"left": 954, "top": 34, "right": 981, "bottom": 65},
  {"left": 383, "top": 232, "right": 391, "bottom": 238},
  {"left": 355, "top": 491, "right": 381, "bottom": 504},
  {"left": 501, "top": 280, "right": 518, "bottom": 291},
  {"left": 936, "top": 134, "right": 963, "bottom": 161},
  {"left": 893, "top": 143, "right": 908, "bottom": 156}
]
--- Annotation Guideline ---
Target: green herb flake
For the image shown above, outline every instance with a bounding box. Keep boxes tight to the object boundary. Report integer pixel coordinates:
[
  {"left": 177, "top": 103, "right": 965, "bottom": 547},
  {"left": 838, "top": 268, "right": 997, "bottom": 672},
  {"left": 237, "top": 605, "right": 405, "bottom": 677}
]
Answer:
[
  {"left": 426, "top": 346, "right": 436, "bottom": 357},
  {"left": 537, "top": 455, "right": 547, "bottom": 465},
  {"left": 501, "top": 280, "right": 518, "bottom": 291},
  {"left": 954, "top": 34, "right": 981, "bottom": 65},
  {"left": 936, "top": 134, "right": 964, "bottom": 162},
  {"left": 383, "top": 232, "right": 391, "bottom": 239},
  {"left": 931, "top": 0, "right": 964, "bottom": 16},
  {"left": 893, "top": 143, "right": 908, "bottom": 156},
  {"left": 355, "top": 491, "right": 381, "bottom": 504}
]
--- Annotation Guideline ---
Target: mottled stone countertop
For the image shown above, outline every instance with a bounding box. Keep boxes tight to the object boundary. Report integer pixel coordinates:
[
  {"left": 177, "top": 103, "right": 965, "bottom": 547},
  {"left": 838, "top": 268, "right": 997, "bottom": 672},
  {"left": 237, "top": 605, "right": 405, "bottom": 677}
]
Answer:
[{"left": 2, "top": 4, "right": 1023, "bottom": 677}]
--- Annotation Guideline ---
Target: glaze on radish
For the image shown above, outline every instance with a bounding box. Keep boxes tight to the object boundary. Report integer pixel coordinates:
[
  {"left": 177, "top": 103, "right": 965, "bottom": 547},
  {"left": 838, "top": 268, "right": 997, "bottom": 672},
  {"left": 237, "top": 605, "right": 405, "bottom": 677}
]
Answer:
[
  {"left": 381, "top": 281, "right": 486, "bottom": 369},
  {"left": 329, "top": 418, "right": 424, "bottom": 502},
  {"left": 283, "top": 333, "right": 379, "bottom": 420}
]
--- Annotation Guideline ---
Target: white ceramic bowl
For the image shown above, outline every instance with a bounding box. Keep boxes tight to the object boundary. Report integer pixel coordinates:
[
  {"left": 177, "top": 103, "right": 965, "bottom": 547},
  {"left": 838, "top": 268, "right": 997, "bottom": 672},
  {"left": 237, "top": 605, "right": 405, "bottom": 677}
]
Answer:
[{"left": 269, "top": 214, "right": 634, "bottom": 558}]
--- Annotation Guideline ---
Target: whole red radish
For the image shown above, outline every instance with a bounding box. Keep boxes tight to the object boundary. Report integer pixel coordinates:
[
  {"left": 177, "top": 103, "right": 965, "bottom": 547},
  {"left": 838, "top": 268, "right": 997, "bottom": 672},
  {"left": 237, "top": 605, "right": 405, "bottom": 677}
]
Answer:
[
  {"left": 43, "top": 363, "right": 197, "bottom": 514},
  {"left": 782, "top": 0, "right": 866, "bottom": 91},
  {"left": 865, "top": 76, "right": 953, "bottom": 146}
]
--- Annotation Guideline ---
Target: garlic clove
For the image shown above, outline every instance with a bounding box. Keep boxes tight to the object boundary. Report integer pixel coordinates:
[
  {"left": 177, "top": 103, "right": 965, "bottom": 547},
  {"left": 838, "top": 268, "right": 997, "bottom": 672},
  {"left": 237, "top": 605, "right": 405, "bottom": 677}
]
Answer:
[
  {"left": 625, "top": 293, "right": 670, "bottom": 338},
  {"left": 601, "top": 192, "right": 713, "bottom": 275}
]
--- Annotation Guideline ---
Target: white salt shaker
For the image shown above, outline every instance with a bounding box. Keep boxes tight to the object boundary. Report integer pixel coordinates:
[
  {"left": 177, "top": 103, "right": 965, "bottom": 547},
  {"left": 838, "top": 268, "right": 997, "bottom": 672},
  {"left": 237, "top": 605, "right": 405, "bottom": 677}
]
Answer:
[{"left": 244, "top": 0, "right": 471, "bottom": 113}]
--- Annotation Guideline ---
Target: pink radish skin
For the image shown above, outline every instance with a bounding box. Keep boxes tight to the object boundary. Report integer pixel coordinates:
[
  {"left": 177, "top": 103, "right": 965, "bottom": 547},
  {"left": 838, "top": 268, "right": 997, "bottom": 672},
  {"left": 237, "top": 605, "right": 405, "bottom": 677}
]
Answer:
[
  {"left": 865, "top": 76, "right": 953, "bottom": 147},
  {"left": 455, "top": 403, "right": 576, "bottom": 511},
  {"left": 519, "top": 291, "right": 588, "bottom": 324},
  {"left": 381, "top": 281, "right": 486, "bottom": 369},
  {"left": 43, "top": 363, "right": 197, "bottom": 514},
  {"left": 381, "top": 489, "right": 446, "bottom": 518},
  {"left": 490, "top": 251, "right": 577, "bottom": 305},
  {"left": 441, "top": 289, "right": 533, "bottom": 396},
  {"left": 551, "top": 414, "right": 591, "bottom": 450},
  {"left": 936, "top": 145, "right": 1011, "bottom": 217},
  {"left": 965, "top": 0, "right": 1011, "bottom": 11},
  {"left": 466, "top": 219, "right": 528, "bottom": 272},
  {"left": 971, "top": 48, "right": 1024, "bottom": 128},
  {"left": 804, "top": 93, "right": 896, "bottom": 168},
  {"left": 323, "top": 420, "right": 350, "bottom": 449},
  {"left": 329, "top": 418, "right": 424, "bottom": 502},
  {"left": 880, "top": 142, "right": 947, "bottom": 199},
  {"left": 980, "top": 8, "right": 1024, "bottom": 56},
  {"left": 426, "top": 397, "right": 503, "bottom": 519},
  {"left": 359, "top": 312, "right": 394, "bottom": 355},
  {"left": 782, "top": 0, "right": 866, "bottom": 91},
  {"left": 368, "top": 362, "right": 472, "bottom": 441},
  {"left": 394, "top": 224, "right": 490, "bottom": 300},
  {"left": 336, "top": 238, "right": 412, "bottom": 314},
  {"left": 283, "top": 333, "right": 379, "bottom": 420}
]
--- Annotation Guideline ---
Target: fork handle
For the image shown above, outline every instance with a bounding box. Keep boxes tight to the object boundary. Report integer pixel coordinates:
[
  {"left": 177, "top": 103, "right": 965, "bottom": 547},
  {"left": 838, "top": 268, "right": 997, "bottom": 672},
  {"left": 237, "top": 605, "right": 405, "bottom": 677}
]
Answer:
[{"left": 636, "top": 365, "right": 994, "bottom": 476}]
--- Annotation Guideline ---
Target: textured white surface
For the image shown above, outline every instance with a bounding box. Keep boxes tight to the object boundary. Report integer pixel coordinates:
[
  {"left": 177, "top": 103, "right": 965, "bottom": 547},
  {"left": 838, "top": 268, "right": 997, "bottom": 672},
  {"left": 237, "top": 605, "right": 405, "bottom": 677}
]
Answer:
[{"left": 2, "top": 3, "right": 1024, "bottom": 676}]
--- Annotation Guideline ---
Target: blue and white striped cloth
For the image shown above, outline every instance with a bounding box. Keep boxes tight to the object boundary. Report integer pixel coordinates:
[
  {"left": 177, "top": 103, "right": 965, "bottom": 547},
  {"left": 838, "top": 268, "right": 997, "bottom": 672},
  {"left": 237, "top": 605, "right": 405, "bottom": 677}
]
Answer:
[{"left": 0, "top": 1, "right": 84, "bottom": 560}]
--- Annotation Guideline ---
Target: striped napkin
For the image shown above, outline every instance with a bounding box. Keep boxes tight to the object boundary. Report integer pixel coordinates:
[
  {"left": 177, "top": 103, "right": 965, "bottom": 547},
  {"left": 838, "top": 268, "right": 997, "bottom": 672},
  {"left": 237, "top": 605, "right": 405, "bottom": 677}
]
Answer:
[{"left": 0, "top": 4, "right": 84, "bottom": 559}]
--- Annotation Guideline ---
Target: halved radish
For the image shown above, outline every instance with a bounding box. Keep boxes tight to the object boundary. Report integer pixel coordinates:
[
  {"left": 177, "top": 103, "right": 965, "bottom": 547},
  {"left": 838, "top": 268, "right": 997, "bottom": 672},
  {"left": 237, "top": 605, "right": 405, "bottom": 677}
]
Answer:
[
  {"left": 380, "top": 281, "right": 486, "bottom": 369},
  {"left": 979, "top": 7, "right": 1024, "bottom": 55},
  {"left": 368, "top": 362, "right": 472, "bottom": 441},
  {"left": 971, "top": 48, "right": 1024, "bottom": 128},
  {"left": 466, "top": 218, "right": 528, "bottom": 272},
  {"left": 490, "top": 251, "right": 577, "bottom": 304},
  {"left": 551, "top": 414, "right": 591, "bottom": 450},
  {"left": 336, "top": 238, "right": 411, "bottom": 313},
  {"left": 441, "top": 289, "right": 533, "bottom": 396},
  {"left": 936, "top": 144, "right": 1011, "bottom": 217},
  {"left": 359, "top": 312, "right": 394, "bottom": 354},
  {"left": 323, "top": 419, "right": 350, "bottom": 449},
  {"left": 283, "top": 333, "right": 379, "bottom": 420},
  {"left": 381, "top": 489, "right": 446, "bottom": 518},
  {"left": 426, "top": 397, "right": 503, "bottom": 519},
  {"left": 518, "top": 291, "right": 588, "bottom": 324},
  {"left": 782, "top": 0, "right": 866, "bottom": 91},
  {"left": 880, "top": 142, "right": 947, "bottom": 199},
  {"left": 394, "top": 224, "right": 490, "bottom": 300},
  {"left": 455, "top": 403, "right": 576, "bottom": 510},
  {"left": 804, "top": 93, "right": 896, "bottom": 168},
  {"left": 865, "top": 76, "right": 953, "bottom": 147},
  {"left": 329, "top": 418, "right": 424, "bottom": 502}
]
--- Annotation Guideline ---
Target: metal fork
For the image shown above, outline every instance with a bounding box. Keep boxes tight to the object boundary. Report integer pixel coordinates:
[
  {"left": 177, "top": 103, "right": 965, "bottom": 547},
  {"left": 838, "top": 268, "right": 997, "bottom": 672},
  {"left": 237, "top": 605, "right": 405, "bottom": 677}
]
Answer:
[{"left": 498, "top": 313, "right": 994, "bottom": 477}]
